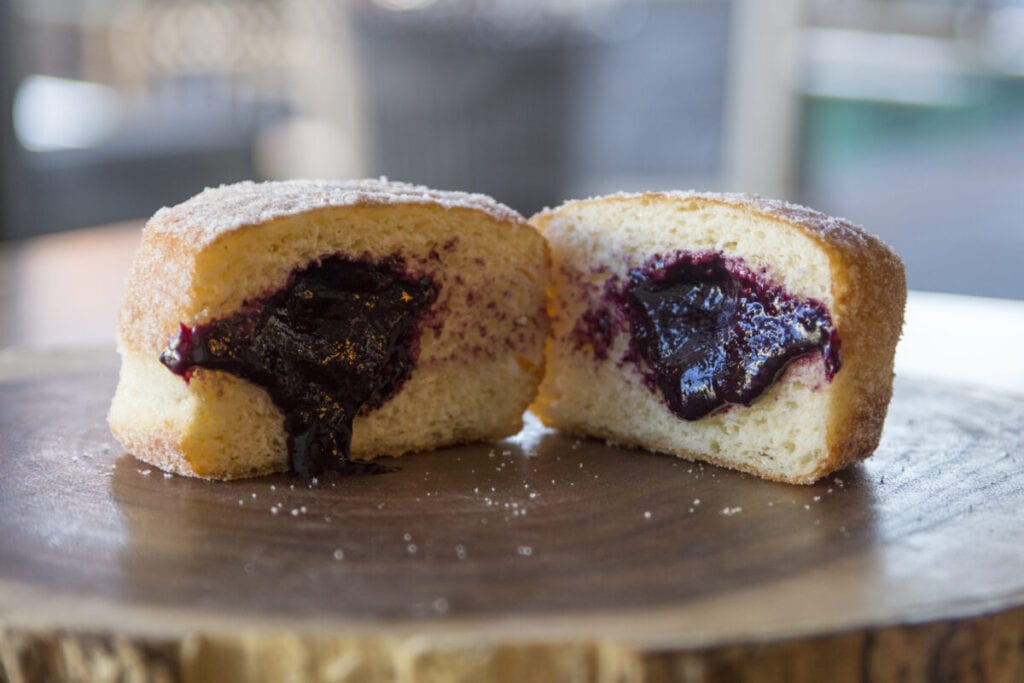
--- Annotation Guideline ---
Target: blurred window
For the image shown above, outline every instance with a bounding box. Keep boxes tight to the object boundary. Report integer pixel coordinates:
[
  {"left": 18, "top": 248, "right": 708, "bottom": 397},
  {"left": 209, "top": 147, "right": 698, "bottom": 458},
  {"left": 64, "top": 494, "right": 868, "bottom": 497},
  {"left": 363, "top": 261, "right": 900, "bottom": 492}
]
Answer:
[
  {"left": 2, "top": 0, "right": 311, "bottom": 239},
  {"left": 798, "top": 0, "right": 1024, "bottom": 298},
  {"left": 3, "top": 0, "right": 1020, "bottom": 300}
]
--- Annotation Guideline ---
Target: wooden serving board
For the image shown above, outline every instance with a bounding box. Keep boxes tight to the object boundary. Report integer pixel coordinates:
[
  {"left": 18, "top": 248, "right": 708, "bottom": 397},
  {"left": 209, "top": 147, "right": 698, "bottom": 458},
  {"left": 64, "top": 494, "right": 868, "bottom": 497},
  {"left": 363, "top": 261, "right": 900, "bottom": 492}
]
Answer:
[{"left": 0, "top": 351, "right": 1022, "bottom": 682}]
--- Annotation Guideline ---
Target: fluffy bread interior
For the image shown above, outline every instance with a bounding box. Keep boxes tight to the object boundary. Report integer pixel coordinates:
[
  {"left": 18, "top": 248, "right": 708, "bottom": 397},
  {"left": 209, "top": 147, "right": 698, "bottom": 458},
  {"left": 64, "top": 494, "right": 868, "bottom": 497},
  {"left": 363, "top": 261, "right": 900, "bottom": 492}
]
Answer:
[
  {"left": 110, "top": 200, "right": 547, "bottom": 479},
  {"left": 531, "top": 193, "right": 904, "bottom": 484}
]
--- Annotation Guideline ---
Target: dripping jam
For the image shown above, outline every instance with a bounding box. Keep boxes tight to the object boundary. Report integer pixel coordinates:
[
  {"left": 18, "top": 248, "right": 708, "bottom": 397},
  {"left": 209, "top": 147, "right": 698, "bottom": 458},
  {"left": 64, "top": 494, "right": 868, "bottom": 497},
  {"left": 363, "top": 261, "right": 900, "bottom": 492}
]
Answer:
[{"left": 160, "top": 256, "right": 437, "bottom": 476}]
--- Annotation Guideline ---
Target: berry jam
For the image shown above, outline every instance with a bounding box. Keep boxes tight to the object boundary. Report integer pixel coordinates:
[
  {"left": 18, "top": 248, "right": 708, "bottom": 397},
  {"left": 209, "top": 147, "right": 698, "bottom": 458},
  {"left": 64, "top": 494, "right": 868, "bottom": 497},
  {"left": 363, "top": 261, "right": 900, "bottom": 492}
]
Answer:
[
  {"left": 626, "top": 254, "right": 839, "bottom": 420},
  {"left": 160, "top": 256, "right": 437, "bottom": 476}
]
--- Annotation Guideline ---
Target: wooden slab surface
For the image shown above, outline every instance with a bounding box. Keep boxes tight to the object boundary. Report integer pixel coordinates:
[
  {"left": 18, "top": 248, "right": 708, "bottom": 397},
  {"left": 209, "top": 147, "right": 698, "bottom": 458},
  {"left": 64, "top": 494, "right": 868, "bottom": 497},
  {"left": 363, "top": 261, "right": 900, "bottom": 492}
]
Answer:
[{"left": 0, "top": 351, "right": 1022, "bottom": 682}]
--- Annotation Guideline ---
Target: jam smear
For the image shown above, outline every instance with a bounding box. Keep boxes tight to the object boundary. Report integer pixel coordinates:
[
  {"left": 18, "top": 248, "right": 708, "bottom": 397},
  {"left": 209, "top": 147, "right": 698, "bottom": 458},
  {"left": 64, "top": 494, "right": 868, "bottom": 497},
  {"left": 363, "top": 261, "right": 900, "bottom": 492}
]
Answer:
[
  {"left": 626, "top": 254, "right": 839, "bottom": 420},
  {"left": 160, "top": 256, "right": 437, "bottom": 476}
]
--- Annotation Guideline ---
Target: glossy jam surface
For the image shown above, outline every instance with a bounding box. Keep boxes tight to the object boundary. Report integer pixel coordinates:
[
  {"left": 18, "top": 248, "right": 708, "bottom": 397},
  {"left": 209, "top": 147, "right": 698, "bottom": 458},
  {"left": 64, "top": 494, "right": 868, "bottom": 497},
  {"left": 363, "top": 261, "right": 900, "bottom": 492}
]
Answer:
[
  {"left": 626, "top": 254, "right": 839, "bottom": 420},
  {"left": 160, "top": 256, "right": 437, "bottom": 476}
]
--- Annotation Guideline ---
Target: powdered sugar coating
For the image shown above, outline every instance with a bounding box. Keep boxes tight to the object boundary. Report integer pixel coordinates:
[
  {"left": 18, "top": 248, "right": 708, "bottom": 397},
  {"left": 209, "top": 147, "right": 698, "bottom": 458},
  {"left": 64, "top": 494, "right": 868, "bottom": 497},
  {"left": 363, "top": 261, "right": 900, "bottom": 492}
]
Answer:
[
  {"left": 536, "top": 190, "right": 895, "bottom": 260},
  {"left": 149, "top": 178, "right": 524, "bottom": 247},
  {"left": 119, "top": 178, "right": 528, "bottom": 354}
]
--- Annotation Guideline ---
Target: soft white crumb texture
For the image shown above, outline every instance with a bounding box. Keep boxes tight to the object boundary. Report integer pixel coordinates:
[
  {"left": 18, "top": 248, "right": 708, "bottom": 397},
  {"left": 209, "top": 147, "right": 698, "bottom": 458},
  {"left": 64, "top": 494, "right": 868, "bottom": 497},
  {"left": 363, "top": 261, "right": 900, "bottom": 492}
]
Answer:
[
  {"left": 540, "top": 193, "right": 834, "bottom": 306},
  {"left": 532, "top": 192, "right": 904, "bottom": 484}
]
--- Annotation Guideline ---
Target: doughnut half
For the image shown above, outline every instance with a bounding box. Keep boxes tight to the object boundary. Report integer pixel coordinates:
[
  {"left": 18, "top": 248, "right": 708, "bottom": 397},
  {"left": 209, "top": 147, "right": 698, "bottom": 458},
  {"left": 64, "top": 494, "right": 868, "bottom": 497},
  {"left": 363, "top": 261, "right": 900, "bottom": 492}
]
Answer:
[
  {"left": 530, "top": 192, "right": 905, "bottom": 484},
  {"left": 109, "top": 179, "right": 548, "bottom": 480}
]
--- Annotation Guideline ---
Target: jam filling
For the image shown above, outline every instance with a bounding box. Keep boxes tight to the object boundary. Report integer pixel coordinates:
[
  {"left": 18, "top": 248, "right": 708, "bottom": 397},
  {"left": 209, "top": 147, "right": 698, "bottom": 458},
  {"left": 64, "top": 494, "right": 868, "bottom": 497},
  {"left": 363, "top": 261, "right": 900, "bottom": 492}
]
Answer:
[
  {"left": 160, "top": 256, "right": 437, "bottom": 476},
  {"left": 626, "top": 253, "right": 839, "bottom": 420}
]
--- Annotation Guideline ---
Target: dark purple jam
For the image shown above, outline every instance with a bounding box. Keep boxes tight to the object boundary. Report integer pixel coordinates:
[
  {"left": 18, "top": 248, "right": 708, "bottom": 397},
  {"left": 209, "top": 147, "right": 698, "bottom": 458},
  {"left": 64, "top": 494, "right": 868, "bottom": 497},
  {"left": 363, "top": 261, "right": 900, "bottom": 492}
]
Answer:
[
  {"left": 160, "top": 256, "right": 437, "bottom": 476},
  {"left": 626, "top": 253, "right": 839, "bottom": 420}
]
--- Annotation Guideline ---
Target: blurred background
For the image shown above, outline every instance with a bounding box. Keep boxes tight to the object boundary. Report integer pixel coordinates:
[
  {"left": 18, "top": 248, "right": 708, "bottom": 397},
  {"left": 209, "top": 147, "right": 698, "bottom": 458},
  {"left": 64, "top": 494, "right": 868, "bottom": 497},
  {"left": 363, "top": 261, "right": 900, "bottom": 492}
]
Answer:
[{"left": 1, "top": 0, "right": 1023, "bottom": 299}]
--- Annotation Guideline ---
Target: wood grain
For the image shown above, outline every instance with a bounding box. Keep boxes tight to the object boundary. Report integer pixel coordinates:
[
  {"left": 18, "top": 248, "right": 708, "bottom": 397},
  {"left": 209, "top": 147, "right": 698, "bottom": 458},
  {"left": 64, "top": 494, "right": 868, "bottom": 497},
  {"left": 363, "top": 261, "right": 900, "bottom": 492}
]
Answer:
[{"left": 0, "top": 352, "right": 1022, "bottom": 682}]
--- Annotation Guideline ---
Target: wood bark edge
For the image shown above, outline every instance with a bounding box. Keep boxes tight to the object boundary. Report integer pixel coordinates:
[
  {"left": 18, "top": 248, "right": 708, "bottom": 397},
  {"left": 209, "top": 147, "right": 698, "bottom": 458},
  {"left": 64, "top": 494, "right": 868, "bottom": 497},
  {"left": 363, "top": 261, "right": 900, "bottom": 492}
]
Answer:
[{"left": 2, "top": 605, "right": 1022, "bottom": 682}]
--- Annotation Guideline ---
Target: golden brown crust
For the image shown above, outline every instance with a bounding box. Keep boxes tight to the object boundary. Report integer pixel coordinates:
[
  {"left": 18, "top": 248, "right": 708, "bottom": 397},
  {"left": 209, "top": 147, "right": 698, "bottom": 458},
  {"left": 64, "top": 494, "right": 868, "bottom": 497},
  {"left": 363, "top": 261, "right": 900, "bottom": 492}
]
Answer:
[
  {"left": 106, "top": 420, "right": 206, "bottom": 479},
  {"left": 118, "top": 230, "right": 194, "bottom": 355},
  {"left": 811, "top": 214, "right": 906, "bottom": 478},
  {"left": 148, "top": 179, "right": 523, "bottom": 249}
]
